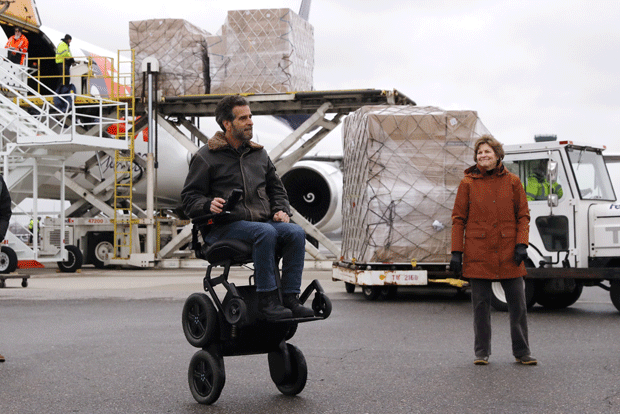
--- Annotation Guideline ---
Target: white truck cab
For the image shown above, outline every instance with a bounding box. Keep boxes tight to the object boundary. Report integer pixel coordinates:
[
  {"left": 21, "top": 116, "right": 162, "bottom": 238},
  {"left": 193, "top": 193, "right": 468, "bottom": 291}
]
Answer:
[{"left": 498, "top": 140, "right": 620, "bottom": 311}]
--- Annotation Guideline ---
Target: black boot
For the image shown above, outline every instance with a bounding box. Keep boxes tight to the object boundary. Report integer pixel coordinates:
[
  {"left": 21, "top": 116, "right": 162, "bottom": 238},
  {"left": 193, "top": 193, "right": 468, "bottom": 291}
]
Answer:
[
  {"left": 283, "top": 293, "right": 315, "bottom": 318},
  {"left": 257, "top": 290, "right": 293, "bottom": 321}
]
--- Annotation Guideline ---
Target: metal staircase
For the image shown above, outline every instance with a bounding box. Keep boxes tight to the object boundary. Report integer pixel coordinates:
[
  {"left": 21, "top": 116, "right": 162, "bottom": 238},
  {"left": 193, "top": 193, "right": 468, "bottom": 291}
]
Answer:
[{"left": 0, "top": 57, "right": 129, "bottom": 265}]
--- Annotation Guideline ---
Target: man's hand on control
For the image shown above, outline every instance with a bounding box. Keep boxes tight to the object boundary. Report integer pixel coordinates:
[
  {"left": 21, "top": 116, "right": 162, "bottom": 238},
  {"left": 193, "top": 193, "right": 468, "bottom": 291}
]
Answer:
[
  {"left": 210, "top": 197, "right": 226, "bottom": 214},
  {"left": 273, "top": 211, "right": 290, "bottom": 223}
]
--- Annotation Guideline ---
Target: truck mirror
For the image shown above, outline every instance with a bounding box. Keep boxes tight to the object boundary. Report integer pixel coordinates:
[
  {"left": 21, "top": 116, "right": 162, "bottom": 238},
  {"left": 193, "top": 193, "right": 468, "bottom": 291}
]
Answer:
[
  {"left": 547, "top": 193, "right": 559, "bottom": 207},
  {"left": 547, "top": 159, "right": 558, "bottom": 184}
]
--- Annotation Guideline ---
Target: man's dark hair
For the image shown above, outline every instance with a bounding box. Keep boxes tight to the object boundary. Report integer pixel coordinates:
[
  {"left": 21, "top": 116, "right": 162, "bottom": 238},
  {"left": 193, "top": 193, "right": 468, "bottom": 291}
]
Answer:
[{"left": 215, "top": 95, "right": 250, "bottom": 131}]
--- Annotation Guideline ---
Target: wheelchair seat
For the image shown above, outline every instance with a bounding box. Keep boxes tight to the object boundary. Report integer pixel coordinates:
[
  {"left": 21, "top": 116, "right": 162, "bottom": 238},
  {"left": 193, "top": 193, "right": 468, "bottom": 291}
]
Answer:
[{"left": 201, "top": 239, "right": 253, "bottom": 266}]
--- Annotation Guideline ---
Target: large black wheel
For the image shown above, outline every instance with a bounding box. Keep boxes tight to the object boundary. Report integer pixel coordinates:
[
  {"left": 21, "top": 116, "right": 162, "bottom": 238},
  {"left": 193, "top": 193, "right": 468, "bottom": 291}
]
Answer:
[
  {"left": 57, "top": 245, "right": 83, "bottom": 273},
  {"left": 0, "top": 246, "right": 18, "bottom": 274},
  {"left": 89, "top": 233, "right": 114, "bottom": 269},
  {"left": 182, "top": 293, "right": 219, "bottom": 348},
  {"left": 490, "top": 279, "right": 537, "bottom": 312},
  {"left": 536, "top": 280, "right": 583, "bottom": 310},
  {"left": 362, "top": 285, "right": 381, "bottom": 301},
  {"left": 344, "top": 282, "right": 355, "bottom": 293},
  {"left": 610, "top": 281, "right": 620, "bottom": 312},
  {"left": 268, "top": 343, "right": 307, "bottom": 396},
  {"left": 188, "top": 350, "right": 225, "bottom": 405}
]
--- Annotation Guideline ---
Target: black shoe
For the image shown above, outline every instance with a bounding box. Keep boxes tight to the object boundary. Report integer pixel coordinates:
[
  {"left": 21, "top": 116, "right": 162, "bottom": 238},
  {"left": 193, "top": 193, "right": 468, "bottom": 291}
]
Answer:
[
  {"left": 257, "top": 290, "right": 293, "bottom": 321},
  {"left": 515, "top": 355, "right": 538, "bottom": 365},
  {"left": 474, "top": 356, "right": 489, "bottom": 365},
  {"left": 283, "top": 293, "right": 315, "bottom": 318},
  {"left": 0, "top": 353, "right": 5, "bottom": 362}
]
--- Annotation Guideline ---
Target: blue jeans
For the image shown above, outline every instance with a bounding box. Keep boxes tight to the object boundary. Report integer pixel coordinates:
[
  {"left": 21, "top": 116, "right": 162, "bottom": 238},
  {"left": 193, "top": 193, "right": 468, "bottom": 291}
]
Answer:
[{"left": 204, "top": 220, "right": 305, "bottom": 293}]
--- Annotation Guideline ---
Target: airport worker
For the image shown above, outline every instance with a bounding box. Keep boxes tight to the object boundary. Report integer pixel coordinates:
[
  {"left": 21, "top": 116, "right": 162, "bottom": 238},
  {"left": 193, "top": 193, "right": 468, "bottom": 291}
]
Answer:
[
  {"left": 181, "top": 95, "right": 313, "bottom": 321},
  {"left": 5, "top": 27, "right": 29, "bottom": 65},
  {"left": 55, "top": 34, "right": 75, "bottom": 86},
  {"left": 525, "top": 159, "right": 563, "bottom": 201},
  {"left": 450, "top": 135, "right": 537, "bottom": 366},
  {"left": 0, "top": 174, "right": 13, "bottom": 363}
]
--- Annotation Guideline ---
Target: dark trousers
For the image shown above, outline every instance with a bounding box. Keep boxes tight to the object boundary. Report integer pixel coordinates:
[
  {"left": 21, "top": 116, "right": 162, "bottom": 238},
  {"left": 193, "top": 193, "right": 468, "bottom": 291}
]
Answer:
[
  {"left": 56, "top": 62, "right": 71, "bottom": 86},
  {"left": 470, "top": 277, "right": 531, "bottom": 358}
]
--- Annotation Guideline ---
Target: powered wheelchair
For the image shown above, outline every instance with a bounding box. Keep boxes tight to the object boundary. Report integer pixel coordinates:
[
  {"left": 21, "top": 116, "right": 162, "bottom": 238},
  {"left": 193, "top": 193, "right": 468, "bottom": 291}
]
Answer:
[{"left": 181, "top": 190, "right": 332, "bottom": 405}]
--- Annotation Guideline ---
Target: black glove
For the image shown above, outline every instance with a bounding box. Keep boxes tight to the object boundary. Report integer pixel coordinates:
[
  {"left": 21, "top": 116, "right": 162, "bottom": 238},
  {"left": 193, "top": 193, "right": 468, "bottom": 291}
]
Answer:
[
  {"left": 449, "top": 251, "right": 463, "bottom": 274},
  {"left": 514, "top": 244, "right": 528, "bottom": 265}
]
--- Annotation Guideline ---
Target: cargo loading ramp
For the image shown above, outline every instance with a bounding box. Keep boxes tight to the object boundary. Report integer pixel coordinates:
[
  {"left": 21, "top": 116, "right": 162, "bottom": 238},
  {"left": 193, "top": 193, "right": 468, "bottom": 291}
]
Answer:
[
  {"left": 153, "top": 89, "right": 416, "bottom": 263},
  {"left": 157, "top": 89, "right": 415, "bottom": 117}
]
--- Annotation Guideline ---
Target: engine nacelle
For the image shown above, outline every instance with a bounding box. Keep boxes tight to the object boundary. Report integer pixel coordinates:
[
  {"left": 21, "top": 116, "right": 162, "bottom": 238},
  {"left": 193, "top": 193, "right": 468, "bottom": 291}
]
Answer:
[{"left": 281, "top": 160, "right": 343, "bottom": 233}]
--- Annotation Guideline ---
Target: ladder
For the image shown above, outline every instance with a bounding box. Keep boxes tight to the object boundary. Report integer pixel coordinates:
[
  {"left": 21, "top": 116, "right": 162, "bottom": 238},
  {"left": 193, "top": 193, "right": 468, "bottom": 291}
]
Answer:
[{"left": 110, "top": 50, "right": 138, "bottom": 260}]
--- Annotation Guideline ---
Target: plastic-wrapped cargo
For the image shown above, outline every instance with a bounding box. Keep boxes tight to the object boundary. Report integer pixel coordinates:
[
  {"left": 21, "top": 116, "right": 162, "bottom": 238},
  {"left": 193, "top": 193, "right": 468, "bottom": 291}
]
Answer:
[
  {"left": 340, "top": 105, "right": 491, "bottom": 264},
  {"left": 129, "top": 19, "right": 210, "bottom": 96},
  {"left": 210, "top": 8, "right": 314, "bottom": 94}
]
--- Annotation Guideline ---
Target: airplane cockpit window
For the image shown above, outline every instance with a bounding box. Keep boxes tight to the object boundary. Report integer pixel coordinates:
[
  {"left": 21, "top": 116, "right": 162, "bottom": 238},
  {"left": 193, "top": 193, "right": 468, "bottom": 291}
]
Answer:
[{"left": 567, "top": 147, "right": 616, "bottom": 200}]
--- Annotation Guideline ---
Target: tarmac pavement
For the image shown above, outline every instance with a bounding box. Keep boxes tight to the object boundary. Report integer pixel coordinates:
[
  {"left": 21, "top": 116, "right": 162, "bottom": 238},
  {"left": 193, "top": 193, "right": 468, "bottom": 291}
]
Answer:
[
  {"left": 2, "top": 265, "right": 620, "bottom": 413},
  {"left": 0, "top": 264, "right": 345, "bottom": 300}
]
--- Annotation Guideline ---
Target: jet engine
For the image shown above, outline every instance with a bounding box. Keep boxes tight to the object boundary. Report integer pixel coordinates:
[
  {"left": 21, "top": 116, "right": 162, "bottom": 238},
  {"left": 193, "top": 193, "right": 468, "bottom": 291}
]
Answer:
[{"left": 281, "top": 160, "right": 342, "bottom": 233}]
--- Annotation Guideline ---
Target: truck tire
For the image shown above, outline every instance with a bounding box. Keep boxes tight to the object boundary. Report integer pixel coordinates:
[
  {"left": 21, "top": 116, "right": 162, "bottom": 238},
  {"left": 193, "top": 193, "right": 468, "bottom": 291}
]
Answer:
[
  {"left": 89, "top": 233, "right": 114, "bottom": 269},
  {"left": 362, "top": 286, "right": 381, "bottom": 301},
  {"left": 610, "top": 281, "right": 620, "bottom": 312},
  {"left": 57, "top": 245, "right": 83, "bottom": 273},
  {"left": 490, "top": 279, "right": 536, "bottom": 312},
  {"left": 0, "top": 246, "right": 18, "bottom": 274},
  {"left": 536, "top": 279, "right": 583, "bottom": 309}
]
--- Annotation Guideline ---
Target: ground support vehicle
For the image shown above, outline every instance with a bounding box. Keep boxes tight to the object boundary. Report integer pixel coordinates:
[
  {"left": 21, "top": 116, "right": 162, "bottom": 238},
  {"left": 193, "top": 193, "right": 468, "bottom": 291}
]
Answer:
[
  {"left": 495, "top": 140, "right": 620, "bottom": 312},
  {"left": 332, "top": 261, "right": 467, "bottom": 300},
  {"left": 335, "top": 139, "right": 620, "bottom": 312},
  {"left": 181, "top": 215, "right": 332, "bottom": 405},
  {"left": 41, "top": 216, "right": 192, "bottom": 269}
]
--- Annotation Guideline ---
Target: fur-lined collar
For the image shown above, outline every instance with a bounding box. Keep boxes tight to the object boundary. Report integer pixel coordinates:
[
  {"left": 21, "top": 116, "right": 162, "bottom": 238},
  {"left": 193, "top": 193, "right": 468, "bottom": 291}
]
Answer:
[{"left": 207, "top": 131, "right": 264, "bottom": 151}]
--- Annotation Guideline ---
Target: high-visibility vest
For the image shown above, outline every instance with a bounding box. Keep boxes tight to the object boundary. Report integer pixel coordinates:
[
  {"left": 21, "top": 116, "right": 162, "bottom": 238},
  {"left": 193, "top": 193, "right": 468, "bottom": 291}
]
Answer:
[
  {"left": 55, "top": 40, "right": 72, "bottom": 64},
  {"left": 5, "top": 35, "right": 28, "bottom": 65},
  {"left": 525, "top": 175, "right": 563, "bottom": 201}
]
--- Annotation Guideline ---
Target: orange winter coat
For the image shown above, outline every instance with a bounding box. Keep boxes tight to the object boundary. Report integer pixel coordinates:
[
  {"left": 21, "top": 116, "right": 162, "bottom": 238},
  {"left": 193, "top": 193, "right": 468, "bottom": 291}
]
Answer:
[{"left": 451, "top": 162, "right": 529, "bottom": 280}]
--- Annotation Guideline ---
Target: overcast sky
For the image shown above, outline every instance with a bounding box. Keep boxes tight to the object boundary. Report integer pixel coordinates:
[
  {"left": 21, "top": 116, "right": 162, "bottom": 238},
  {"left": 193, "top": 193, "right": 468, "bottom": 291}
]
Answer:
[{"left": 36, "top": 0, "right": 620, "bottom": 153}]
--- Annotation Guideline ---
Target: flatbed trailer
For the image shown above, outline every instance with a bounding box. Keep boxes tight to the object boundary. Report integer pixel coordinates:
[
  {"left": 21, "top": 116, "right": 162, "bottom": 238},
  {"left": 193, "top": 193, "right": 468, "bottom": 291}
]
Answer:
[{"left": 332, "top": 260, "right": 468, "bottom": 301}]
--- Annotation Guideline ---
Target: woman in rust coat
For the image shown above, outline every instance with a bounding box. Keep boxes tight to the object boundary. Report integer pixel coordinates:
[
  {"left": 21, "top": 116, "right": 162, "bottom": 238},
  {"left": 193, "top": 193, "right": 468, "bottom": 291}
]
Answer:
[{"left": 451, "top": 135, "right": 537, "bottom": 366}]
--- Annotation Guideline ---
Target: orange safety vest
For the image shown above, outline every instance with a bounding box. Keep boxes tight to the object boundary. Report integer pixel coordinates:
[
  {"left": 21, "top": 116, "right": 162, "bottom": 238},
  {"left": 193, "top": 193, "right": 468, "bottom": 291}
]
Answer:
[{"left": 5, "top": 34, "right": 29, "bottom": 65}]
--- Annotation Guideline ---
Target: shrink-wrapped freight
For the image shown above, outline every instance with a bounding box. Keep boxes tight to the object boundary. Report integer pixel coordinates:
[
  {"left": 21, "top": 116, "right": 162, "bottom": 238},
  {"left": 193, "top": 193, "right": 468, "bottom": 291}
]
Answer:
[{"left": 341, "top": 105, "right": 490, "bottom": 263}]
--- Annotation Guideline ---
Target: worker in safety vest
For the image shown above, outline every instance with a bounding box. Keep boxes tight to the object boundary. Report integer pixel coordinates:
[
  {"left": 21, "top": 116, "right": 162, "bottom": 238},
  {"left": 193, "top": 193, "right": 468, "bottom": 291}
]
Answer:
[
  {"left": 28, "top": 217, "right": 40, "bottom": 244},
  {"left": 5, "top": 27, "right": 28, "bottom": 65},
  {"left": 525, "top": 159, "right": 563, "bottom": 201},
  {"left": 55, "top": 34, "right": 75, "bottom": 87}
]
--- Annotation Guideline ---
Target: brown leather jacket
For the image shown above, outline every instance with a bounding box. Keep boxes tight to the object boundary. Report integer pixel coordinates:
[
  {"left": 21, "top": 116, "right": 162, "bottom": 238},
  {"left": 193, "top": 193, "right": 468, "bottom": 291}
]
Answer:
[{"left": 181, "top": 132, "right": 291, "bottom": 223}]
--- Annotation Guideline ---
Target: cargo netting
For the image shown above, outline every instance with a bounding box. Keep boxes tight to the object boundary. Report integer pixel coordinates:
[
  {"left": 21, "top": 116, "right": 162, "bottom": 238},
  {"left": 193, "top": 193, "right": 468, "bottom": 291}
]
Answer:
[
  {"left": 129, "top": 8, "right": 314, "bottom": 97},
  {"left": 341, "top": 105, "right": 491, "bottom": 264}
]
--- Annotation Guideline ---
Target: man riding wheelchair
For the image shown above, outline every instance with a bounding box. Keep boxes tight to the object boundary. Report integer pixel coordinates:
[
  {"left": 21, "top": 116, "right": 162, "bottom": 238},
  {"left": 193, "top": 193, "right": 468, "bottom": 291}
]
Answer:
[{"left": 181, "top": 95, "right": 313, "bottom": 321}]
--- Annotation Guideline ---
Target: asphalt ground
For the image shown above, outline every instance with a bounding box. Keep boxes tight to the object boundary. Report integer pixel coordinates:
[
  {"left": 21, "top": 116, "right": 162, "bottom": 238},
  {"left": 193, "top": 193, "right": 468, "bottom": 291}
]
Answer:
[{"left": 1, "top": 265, "right": 619, "bottom": 414}]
